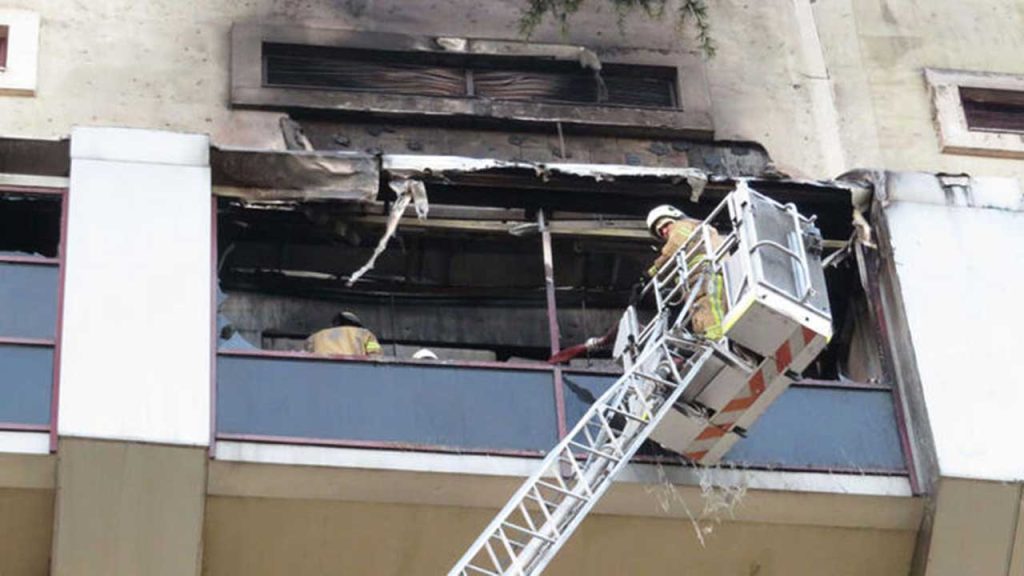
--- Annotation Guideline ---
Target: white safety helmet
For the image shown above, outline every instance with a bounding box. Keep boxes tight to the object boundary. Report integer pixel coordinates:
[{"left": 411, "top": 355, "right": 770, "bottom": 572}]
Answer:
[
  {"left": 646, "top": 205, "right": 687, "bottom": 238},
  {"left": 412, "top": 348, "right": 439, "bottom": 360}
]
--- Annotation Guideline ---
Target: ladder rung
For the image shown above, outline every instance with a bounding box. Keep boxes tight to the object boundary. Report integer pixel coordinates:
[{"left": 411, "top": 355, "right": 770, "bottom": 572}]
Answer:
[
  {"left": 526, "top": 492, "right": 555, "bottom": 518},
  {"left": 496, "top": 534, "right": 528, "bottom": 550},
  {"left": 502, "top": 521, "right": 558, "bottom": 544},
  {"left": 567, "top": 440, "right": 622, "bottom": 463},
  {"left": 464, "top": 564, "right": 501, "bottom": 576},
  {"left": 492, "top": 528, "right": 522, "bottom": 566},
  {"left": 591, "top": 411, "right": 628, "bottom": 453},
  {"left": 554, "top": 456, "right": 593, "bottom": 492},
  {"left": 633, "top": 370, "right": 680, "bottom": 390},
  {"left": 604, "top": 405, "right": 650, "bottom": 424},
  {"left": 515, "top": 502, "right": 540, "bottom": 533},
  {"left": 481, "top": 542, "right": 504, "bottom": 573},
  {"left": 536, "top": 480, "right": 590, "bottom": 502}
]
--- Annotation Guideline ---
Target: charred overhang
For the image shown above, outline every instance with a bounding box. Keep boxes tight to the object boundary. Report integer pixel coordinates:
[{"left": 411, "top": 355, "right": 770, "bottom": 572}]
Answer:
[
  {"left": 0, "top": 137, "right": 70, "bottom": 177},
  {"left": 211, "top": 146, "right": 379, "bottom": 202},
  {"left": 381, "top": 154, "right": 861, "bottom": 241}
]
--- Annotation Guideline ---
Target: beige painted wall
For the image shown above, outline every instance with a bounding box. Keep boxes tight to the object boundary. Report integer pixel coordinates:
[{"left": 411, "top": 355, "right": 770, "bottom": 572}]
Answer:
[
  {"left": 202, "top": 496, "right": 916, "bottom": 575},
  {"left": 924, "top": 478, "right": 1024, "bottom": 576},
  {"left": 51, "top": 439, "right": 207, "bottom": 576},
  {"left": 0, "top": 488, "right": 53, "bottom": 576}
]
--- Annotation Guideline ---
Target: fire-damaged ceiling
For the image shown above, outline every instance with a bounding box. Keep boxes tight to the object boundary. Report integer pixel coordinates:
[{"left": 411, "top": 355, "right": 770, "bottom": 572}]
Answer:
[{"left": 214, "top": 149, "right": 865, "bottom": 371}]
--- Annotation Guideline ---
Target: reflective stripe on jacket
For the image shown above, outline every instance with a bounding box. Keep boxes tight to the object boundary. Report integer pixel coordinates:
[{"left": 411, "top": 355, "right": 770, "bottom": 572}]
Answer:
[{"left": 648, "top": 219, "right": 727, "bottom": 340}]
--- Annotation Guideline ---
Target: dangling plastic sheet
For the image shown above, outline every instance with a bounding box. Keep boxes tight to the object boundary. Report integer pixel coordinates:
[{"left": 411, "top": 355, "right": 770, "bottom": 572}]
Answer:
[{"left": 346, "top": 179, "right": 429, "bottom": 286}]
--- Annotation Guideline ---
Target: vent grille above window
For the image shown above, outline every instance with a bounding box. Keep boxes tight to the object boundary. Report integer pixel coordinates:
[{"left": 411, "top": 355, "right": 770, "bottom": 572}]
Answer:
[{"left": 263, "top": 43, "right": 677, "bottom": 109}]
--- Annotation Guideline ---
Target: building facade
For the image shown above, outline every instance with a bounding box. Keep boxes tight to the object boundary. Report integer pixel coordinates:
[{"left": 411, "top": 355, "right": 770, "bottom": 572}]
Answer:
[{"left": 0, "top": 1, "right": 1022, "bottom": 574}]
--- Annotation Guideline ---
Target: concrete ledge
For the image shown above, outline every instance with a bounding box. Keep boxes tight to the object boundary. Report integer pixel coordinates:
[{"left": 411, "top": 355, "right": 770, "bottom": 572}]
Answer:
[
  {"left": 0, "top": 173, "right": 68, "bottom": 189},
  {"left": 211, "top": 441, "right": 921, "bottom": 531},
  {"left": 0, "top": 431, "right": 50, "bottom": 457},
  {"left": 70, "top": 126, "right": 209, "bottom": 167},
  {"left": 882, "top": 171, "right": 1023, "bottom": 211}
]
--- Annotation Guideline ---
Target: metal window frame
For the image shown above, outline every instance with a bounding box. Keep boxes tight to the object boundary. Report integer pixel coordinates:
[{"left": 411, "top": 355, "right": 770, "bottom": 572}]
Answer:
[
  {"left": 230, "top": 23, "right": 713, "bottom": 139},
  {"left": 212, "top": 349, "right": 561, "bottom": 458},
  {"left": 0, "top": 185, "right": 67, "bottom": 451},
  {"left": 210, "top": 199, "right": 574, "bottom": 456}
]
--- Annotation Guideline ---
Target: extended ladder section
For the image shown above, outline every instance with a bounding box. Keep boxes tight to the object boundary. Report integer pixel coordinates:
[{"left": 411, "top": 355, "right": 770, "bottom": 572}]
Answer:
[{"left": 448, "top": 182, "right": 833, "bottom": 576}]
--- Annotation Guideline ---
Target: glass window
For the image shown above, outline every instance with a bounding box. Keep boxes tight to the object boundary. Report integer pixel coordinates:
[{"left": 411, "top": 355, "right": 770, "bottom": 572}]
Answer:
[{"left": 0, "top": 192, "right": 60, "bottom": 258}]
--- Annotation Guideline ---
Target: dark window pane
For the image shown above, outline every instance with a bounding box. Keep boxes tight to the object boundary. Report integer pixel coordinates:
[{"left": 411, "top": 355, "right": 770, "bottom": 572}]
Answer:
[
  {"left": 960, "top": 87, "right": 1024, "bottom": 134},
  {"left": 726, "top": 387, "right": 906, "bottom": 471},
  {"left": 0, "top": 193, "right": 61, "bottom": 258},
  {"left": 562, "top": 373, "right": 615, "bottom": 431},
  {"left": 217, "top": 355, "right": 558, "bottom": 452},
  {"left": 0, "top": 263, "right": 59, "bottom": 339},
  {"left": 0, "top": 345, "right": 52, "bottom": 426},
  {"left": 562, "top": 373, "right": 906, "bottom": 472}
]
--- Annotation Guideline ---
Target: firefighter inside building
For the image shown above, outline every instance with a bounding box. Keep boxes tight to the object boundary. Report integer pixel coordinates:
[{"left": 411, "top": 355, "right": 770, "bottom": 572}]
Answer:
[
  {"left": 305, "top": 311, "right": 383, "bottom": 357},
  {"left": 646, "top": 205, "right": 726, "bottom": 341}
]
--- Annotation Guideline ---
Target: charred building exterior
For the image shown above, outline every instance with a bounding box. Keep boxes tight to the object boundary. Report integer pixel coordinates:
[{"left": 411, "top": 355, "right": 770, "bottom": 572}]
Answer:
[{"left": 0, "top": 2, "right": 1023, "bottom": 575}]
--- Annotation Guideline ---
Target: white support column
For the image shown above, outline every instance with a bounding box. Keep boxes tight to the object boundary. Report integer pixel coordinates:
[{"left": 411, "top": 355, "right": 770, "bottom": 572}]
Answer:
[
  {"left": 881, "top": 173, "right": 1024, "bottom": 482},
  {"left": 879, "top": 172, "right": 1024, "bottom": 575},
  {"left": 52, "top": 127, "right": 211, "bottom": 576},
  {"left": 59, "top": 126, "right": 212, "bottom": 445}
]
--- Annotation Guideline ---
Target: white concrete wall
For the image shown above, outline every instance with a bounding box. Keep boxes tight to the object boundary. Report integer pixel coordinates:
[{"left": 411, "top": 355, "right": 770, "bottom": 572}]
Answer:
[
  {"left": 59, "top": 126, "right": 211, "bottom": 446},
  {"left": 883, "top": 174, "right": 1024, "bottom": 481},
  {"left": 813, "top": 0, "right": 1024, "bottom": 183}
]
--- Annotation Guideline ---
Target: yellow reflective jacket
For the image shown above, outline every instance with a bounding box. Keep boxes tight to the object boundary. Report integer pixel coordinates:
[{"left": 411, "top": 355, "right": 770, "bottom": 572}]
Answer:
[
  {"left": 305, "top": 326, "right": 383, "bottom": 357},
  {"left": 648, "top": 219, "right": 726, "bottom": 340},
  {"left": 649, "top": 218, "right": 722, "bottom": 276}
]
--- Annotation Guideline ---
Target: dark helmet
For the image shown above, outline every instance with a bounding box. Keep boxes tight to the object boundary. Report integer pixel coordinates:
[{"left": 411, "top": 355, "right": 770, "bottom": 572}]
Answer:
[{"left": 332, "top": 311, "right": 364, "bottom": 328}]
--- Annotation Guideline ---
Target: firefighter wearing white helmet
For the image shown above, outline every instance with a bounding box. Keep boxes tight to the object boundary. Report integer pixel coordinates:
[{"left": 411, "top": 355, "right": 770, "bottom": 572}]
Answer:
[{"left": 645, "top": 204, "right": 726, "bottom": 340}]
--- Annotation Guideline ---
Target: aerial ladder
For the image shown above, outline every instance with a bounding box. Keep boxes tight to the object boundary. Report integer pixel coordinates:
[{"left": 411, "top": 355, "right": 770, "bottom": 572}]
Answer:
[{"left": 447, "top": 182, "right": 834, "bottom": 576}]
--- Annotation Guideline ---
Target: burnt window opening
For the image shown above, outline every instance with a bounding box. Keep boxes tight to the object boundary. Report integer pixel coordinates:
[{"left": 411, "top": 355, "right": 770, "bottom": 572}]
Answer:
[
  {"left": 551, "top": 225, "right": 883, "bottom": 386},
  {"left": 215, "top": 181, "right": 884, "bottom": 388},
  {"left": 807, "top": 254, "right": 881, "bottom": 384},
  {"left": 216, "top": 198, "right": 654, "bottom": 363},
  {"left": 959, "top": 86, "right": 1024, "bottom": 134},
  {"left": 549, "top": 235, "right": 656, "bottom": 371},
  {"left": 262, "top": 42, "right": 678, "bottom": 109},
  {"left": 0, "top": 192, "right": 61, "bottom": 258}
]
